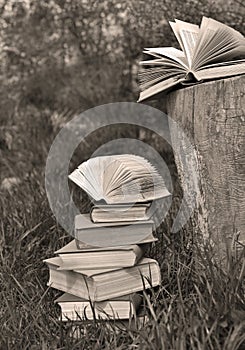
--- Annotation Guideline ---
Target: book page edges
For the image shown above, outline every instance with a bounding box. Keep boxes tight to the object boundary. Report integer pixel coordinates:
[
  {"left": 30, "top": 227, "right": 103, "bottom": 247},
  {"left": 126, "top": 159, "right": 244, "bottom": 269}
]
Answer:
[{"left": 75, "top": 213, "right": 154, "bottom": 229}]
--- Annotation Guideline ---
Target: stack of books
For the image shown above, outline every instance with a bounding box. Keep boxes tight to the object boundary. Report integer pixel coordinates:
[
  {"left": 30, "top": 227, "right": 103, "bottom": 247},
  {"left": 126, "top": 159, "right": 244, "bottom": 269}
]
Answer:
[{"left": 45, "top": 154, "right": 171, "bottom": 324}]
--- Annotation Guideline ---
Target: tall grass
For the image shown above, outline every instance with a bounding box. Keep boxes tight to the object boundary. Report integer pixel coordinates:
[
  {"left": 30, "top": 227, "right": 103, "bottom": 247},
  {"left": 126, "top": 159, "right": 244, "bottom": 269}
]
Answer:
[{"left": 0, "top": 108, "right": 244, "bottom": 349}]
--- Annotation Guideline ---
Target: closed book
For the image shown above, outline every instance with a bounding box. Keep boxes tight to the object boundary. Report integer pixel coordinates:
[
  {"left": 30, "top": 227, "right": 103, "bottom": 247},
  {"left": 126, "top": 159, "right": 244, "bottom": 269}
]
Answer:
[
  {"left": 90, "top": 203, "right": 152, "bottom": 223},
  {"left": 55, "top": 292, "right": 142, "bottom": 321},
  {"left": 75, "top": 232, "right": 157, "bottom": 250},
  {"left": 55, "top": 239, "right": 150, "bottom": 270},
  {"left": 75, "top": 214, "right": 154, "bottom": 247},
  {"left": 45, "top": 257, "right": 161, "bottom": 302}
]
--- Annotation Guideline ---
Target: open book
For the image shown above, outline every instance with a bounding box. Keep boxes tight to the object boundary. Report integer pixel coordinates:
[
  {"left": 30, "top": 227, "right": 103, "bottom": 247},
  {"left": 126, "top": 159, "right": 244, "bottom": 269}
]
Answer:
[
  {"left": 138, "top": 17, "right": 245, "bottom": 102},
  {"left": 69, "top": 155, "right": 170, "bottom": 204}
]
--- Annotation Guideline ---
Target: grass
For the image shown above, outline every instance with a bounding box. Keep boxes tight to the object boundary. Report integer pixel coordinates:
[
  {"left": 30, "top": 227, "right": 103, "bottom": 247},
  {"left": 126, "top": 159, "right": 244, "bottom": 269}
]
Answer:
[{"left": 0, "top": 107, "right": 244, "bottom": 349}]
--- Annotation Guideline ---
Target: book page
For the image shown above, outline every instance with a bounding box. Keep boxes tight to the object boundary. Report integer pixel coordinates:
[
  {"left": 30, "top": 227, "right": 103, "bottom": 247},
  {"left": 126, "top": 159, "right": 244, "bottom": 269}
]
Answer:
[
  {"left": 70, "top": 155, "right": 171, "bottom": 203},
  {"left": 192, "top": 17, "right": 245, "bottom": 70},
  {"left": 69, "top": 158, "right": 105, "bottom": 201},
  {"left": 169, "top": 21, "right": 185, "bottom": 52},
  {"left": 198, "top": 58, "right": 245, "bottom": 69},
  {"left": 194, "top": 60, "right": 245, "bottom": 81},
  {"left": 196, "top": 42, "right": 245, "bottom": 68},
  {"left": 144, "top": 47, "right": 188, "bottom": 67},
  {"left": 140, "top": 58, "right": 184, "bottom": 67},
  {"left": 170, "top": 20, "right": 200, "bottom": 66},
  {"left": 68, "top": 169, "right": 99, "bottom": 200}
]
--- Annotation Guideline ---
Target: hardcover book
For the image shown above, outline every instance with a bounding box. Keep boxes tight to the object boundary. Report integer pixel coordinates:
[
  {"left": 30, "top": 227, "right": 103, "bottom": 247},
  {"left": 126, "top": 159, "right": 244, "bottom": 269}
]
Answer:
[
  {"left": 90, "top": 203, "right": 153, "bottom": 223},
  {"left": 45, "top": 257, "right": 161, "bottom": 302},
  {"left": 55, "top": 239, "right": 152, "bottom": 270},
  {"left": 138, "top": 16, "right": 245, "bottom": 102},
  {"left": 55, "top": 292, "right": 142, "bottom": 321},
  {"left": 74, "top": 213, "right": 155, "bottom": 247}
]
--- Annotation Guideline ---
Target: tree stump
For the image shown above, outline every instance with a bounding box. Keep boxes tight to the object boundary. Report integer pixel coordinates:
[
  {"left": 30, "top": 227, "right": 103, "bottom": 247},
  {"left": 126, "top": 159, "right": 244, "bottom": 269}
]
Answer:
[{"left": 166, "top": 75, "right": 245, "bottom": 260}]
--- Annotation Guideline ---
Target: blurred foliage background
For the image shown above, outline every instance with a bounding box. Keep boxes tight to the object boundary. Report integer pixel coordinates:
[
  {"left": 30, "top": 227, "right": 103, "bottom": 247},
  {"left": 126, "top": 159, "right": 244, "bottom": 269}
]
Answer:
[
  {"left": 0, "top": 0, "right": 244, "bottom": 185},
  {"left": 1, "top": 0, "right": 244, "bottom": 111}
]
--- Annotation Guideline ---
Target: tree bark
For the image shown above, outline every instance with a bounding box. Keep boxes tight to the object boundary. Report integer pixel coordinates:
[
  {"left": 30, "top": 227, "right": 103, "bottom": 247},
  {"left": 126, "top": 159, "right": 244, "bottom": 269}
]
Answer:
[{"left": 166, "top": 75, "right": 245, "bottom": 260}]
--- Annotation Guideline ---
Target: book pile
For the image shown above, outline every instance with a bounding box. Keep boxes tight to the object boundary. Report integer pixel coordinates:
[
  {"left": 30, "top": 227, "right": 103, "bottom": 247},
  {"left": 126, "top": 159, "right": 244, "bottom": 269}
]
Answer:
[
  {"left": 45, "top": 155, "right": 171, "bottom": 325},
  {"left": 138, "top": 16, "right": 245, "bottom": 102}
]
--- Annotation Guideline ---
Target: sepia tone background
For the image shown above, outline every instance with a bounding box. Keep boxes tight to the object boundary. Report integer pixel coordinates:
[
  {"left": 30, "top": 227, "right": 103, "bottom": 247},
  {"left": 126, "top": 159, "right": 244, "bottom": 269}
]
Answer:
[{"left": 0, "top": 1, "right": 244, "bottom": 348}]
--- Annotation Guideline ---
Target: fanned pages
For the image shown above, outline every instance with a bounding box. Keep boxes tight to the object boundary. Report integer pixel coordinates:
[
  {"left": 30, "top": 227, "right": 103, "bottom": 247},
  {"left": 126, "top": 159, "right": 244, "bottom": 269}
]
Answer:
[
  {"left": 138, "top": 16, "right": 245, "bottom": 101},
  {"left": 69, "top": 155, "right": 170, "bottom": 204}
]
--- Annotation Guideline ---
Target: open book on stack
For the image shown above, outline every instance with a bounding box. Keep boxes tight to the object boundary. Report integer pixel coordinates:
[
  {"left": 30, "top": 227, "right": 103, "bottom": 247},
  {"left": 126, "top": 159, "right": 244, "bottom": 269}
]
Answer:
[
  {"left": 138, "top": 16, "right": 245, "bottom": 102},
  {"left": 45, "top": 154, "right": 169, "bottom": 324},
  {"left": 69, "top": 154, "right": 170, "bottom": 247},
  {"left": 69, "top": 154, "right": 170, "bottom": 204}
]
